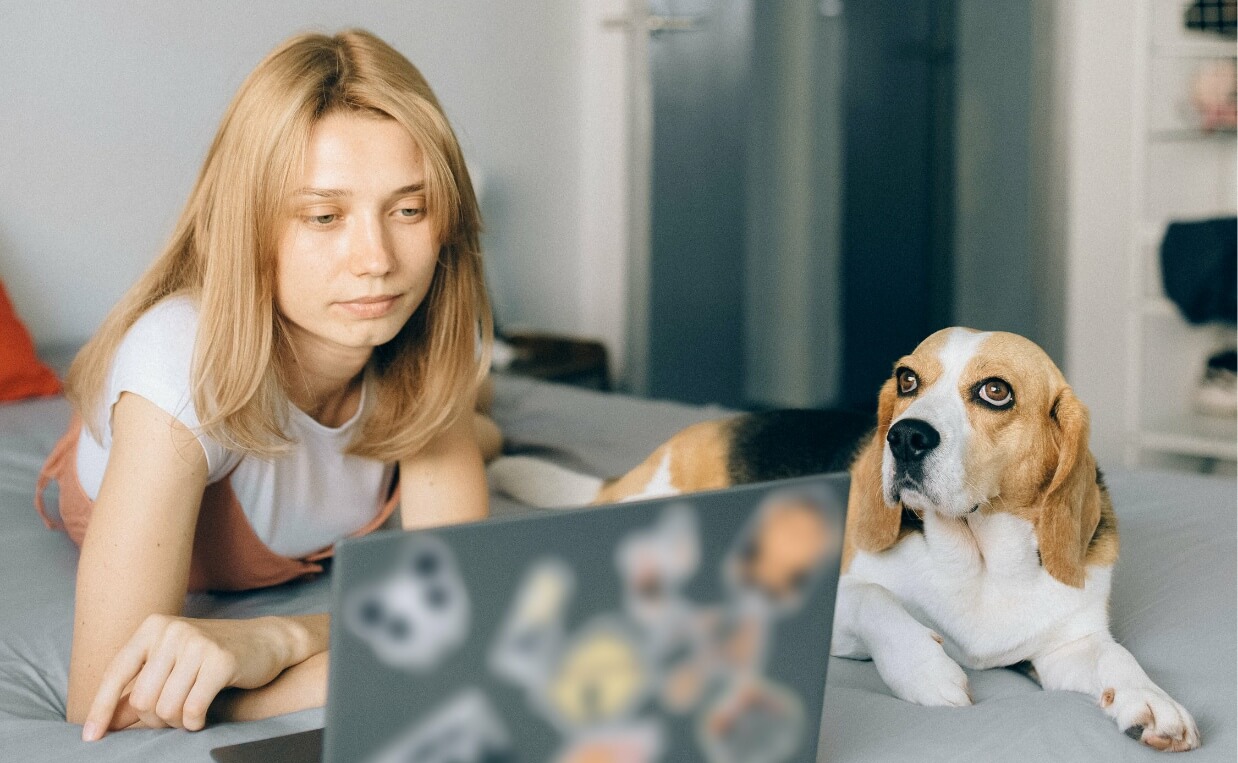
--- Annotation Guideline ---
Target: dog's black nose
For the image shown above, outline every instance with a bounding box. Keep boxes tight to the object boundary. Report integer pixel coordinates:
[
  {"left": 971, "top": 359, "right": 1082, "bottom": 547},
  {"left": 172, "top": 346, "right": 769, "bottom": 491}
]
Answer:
[{"left": 887, "top": 419, "right": 940, "bottom": 462}]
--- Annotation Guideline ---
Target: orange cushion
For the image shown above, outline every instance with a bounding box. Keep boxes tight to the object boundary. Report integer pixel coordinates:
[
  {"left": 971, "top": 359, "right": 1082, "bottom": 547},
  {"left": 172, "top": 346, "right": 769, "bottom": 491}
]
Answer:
[{"left": 0, "top": 279, "right": 62, "bottom": 402}]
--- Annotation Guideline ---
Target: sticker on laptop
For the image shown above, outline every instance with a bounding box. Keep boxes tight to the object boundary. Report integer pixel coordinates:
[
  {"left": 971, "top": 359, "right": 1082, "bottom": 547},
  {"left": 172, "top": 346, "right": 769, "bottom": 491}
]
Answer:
[
  {"left": 365, "top": 687, "right": 513, "bottom": 763},
  {"left": 669, "top": 606, "right": 772, "bottom": 711},
  {"left": 615, "top": 504, "right": 703, "bottom": 658},
  {"left": 724, "top": 486, "right": 841, "bottom": 616},
  {"left": 344, "top": 533, "right": 472, "bottom": 671},
  {"left": 489, "top": 558, "right": 575, "bottom": 693},
  {"left": 553, "top": 720, "right": 665, "bottom": 763},
  {"left": 697, "top": 679, "right": 806, "bottom": 763},
  {"left": 542, "top": 617, "right": 653, "bottom": 732}
]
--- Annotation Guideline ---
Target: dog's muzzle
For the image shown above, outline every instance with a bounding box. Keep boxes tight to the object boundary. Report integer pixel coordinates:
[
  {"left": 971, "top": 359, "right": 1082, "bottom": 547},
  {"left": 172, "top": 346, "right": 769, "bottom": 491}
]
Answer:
[{"left": 886, "top": 418, "right": 940, "bottom": 503}]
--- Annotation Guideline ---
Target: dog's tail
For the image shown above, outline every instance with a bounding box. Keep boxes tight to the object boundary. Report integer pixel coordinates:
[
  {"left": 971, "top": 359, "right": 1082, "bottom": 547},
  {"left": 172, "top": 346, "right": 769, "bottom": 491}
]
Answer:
[{"left": 487, "top": 455, "right": 603, "bottom": 508}]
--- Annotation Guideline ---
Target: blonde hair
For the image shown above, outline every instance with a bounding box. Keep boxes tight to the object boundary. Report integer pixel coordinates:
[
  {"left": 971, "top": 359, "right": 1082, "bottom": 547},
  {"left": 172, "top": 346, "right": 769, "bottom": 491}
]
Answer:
[{"left": 67, "top": 29, "right": 492, "bottom": 461}]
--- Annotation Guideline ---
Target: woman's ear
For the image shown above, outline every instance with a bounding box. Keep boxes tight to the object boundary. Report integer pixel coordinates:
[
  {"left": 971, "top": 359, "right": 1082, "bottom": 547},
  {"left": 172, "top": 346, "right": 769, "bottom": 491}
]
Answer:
[
  {"left": 846, "top": 378, "right": 903, "bottom": 555},
  {"left": 1036, "top": 386, "right": 1102, "bottom": 588}
]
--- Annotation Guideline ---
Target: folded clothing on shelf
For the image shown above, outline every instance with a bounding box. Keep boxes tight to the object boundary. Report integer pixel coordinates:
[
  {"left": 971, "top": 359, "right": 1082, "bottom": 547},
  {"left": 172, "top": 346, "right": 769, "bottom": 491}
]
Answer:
[
  {"left": 1196, "top": 348, "right": 1237, "bottom": 417},
  {"left": 1161, "top": 217, "right": 1237, "bottom": 326}
]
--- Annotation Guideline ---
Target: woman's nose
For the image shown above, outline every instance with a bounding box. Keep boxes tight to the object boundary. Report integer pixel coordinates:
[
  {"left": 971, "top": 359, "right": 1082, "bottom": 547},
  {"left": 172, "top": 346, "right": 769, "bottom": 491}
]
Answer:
[{"left": 349, "top": 217, "right": 395, "bottom": 277}]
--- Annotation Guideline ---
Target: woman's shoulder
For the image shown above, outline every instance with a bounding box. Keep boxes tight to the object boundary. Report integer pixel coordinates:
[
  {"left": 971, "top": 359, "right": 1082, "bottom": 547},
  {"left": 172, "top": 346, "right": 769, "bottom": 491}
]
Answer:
[
  {"left": 109, "top": 294, "right": 200, "bottom": 402},
  {"left": 102, "top": 293, "right": 241, "bottom": 475}
]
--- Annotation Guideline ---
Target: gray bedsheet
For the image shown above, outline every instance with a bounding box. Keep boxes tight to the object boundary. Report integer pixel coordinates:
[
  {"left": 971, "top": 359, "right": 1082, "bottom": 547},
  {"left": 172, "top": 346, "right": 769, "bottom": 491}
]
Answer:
[{"left": 0, "top": 353, "right": 1233, "bottom": 762}]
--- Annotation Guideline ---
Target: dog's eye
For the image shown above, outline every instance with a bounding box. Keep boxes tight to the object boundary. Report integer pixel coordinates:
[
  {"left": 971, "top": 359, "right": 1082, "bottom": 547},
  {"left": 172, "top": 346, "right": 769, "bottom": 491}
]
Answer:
[
  {"left": 896, "top": 368, "right": 919, "bottom": 395},
  {"left": 977, "top": 378, "right": 1014, "bottom": 408}
]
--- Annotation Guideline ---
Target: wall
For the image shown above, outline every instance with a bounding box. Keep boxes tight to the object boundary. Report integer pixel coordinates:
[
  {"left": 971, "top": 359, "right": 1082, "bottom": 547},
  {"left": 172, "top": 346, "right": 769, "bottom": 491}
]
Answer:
[
  {"left": 1056, "top": 0, "right": 1142, "bottom": 467},
  {"left": 0, "top": 0, "right": 629, "bottom": 371},
  {"left": 577, "top": 0, "right": 633, "bottom": 381}
]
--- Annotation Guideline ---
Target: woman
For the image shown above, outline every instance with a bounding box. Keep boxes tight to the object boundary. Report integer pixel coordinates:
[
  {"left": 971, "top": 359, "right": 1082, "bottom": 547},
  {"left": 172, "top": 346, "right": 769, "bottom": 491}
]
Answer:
[{"left": 34, "top": 28, "right": 499, "bottom": 739}]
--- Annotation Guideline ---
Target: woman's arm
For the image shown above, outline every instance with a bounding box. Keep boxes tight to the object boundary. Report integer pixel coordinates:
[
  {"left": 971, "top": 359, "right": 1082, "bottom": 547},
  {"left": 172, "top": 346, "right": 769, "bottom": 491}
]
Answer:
[
  {"left": 207, "top": 648, "right": 328, "bottom": 724},
  {"left": 399, "top": 407, "right": 490, "bottom": 530},
  {"left": 71, "top": 393, "right": 327, "bottom": 738}
]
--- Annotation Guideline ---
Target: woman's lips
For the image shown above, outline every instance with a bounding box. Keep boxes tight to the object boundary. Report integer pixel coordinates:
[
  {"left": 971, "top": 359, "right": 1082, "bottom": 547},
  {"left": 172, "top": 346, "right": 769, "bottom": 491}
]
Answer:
[{"left": 337, "top": 294, "right": 399, "bottom": 319}]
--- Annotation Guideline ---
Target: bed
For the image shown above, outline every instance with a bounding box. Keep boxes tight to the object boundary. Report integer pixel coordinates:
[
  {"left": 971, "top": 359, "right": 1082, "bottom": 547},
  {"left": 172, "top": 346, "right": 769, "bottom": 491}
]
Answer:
[{"left": 0, "top": 344, "right": 1234, "bottom": 762}]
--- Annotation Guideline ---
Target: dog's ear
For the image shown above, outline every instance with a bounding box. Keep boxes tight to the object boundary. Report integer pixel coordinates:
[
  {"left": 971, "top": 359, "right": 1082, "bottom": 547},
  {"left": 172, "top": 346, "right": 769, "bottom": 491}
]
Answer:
[
  {"left": 846, "top": 377, "right": 903, "bottom": 554},
  {"left": 1036, "top": 386, "right": 1102, "bottom": 588}
]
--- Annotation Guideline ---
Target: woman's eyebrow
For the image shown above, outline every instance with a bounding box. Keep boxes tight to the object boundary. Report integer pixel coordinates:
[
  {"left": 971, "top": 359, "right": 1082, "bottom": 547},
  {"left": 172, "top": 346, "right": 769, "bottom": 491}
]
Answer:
[
  {"left": 389, "top": 182, "right": 425, "bottom": 197},
  {"left": 292, "top": 187, "right": 348, "bottom": 199},
  {"left": 290, "top": 183, "right": 425, "bottom": 199}
]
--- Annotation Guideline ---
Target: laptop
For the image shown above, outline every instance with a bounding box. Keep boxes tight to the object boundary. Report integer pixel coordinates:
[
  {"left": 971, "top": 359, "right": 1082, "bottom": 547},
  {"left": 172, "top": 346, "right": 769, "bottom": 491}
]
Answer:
[{"left": 212, "top": 472, "right": 847, "bottom": 763}]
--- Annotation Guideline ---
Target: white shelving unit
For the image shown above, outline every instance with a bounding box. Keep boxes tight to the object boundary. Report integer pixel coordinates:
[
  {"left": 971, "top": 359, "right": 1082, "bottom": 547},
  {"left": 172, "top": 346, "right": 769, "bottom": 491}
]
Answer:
[{"left": 1125, "top": 0, "right": 1237, "bottom": 472}]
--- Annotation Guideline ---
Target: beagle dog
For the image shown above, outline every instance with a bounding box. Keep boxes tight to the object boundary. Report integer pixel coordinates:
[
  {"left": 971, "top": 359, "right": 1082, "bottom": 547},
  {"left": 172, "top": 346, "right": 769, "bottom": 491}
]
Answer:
[{"left": 489, "top": 328, "right": 1200, "bottom": 751}]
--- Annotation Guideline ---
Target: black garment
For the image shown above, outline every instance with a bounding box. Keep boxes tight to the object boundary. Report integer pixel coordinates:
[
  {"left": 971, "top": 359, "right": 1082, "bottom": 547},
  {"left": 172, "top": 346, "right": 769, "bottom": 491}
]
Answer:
[
  {"left": 1160, "top": 217, "right": 1237, "bottom": 325},
  {"left": 1184, "top": 0, "right": 1236, "bottom": 37},
  {"left": 1206, "top": 348, "right": 1238, "bottom": 374}
]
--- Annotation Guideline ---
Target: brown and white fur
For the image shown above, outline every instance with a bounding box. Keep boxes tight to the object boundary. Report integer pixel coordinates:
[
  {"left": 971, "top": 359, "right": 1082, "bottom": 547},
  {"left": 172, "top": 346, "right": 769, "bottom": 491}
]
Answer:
[{"left": 489, "top": 328, "right": 1200, "bottom": 751}]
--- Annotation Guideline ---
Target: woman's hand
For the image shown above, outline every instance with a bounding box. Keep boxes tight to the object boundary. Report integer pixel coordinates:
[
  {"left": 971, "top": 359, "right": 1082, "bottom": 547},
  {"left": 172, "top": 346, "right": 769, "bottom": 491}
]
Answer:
[{"left": 82, "top": 612, "right": 325, "bottom": 738}]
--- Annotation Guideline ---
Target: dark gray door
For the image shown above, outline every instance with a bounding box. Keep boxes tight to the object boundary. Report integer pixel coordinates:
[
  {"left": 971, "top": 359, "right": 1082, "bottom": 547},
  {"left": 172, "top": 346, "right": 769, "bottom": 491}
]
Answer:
[
  {"left": 840, "top": 0, "right": 956, "bottom": 409},
  {"left": 645, "top": 0, "right": 752, "bottom": 407}
]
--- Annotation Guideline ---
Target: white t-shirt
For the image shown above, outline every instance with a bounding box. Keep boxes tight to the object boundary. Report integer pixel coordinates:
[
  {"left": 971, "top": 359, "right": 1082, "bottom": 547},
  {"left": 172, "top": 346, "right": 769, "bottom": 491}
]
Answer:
[{"left": 76, "top": 296, "right": 396, "bottom": 558}]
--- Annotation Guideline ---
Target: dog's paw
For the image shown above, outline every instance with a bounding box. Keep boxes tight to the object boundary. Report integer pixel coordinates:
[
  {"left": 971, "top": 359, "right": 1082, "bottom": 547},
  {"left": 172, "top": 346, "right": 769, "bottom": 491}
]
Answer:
[
  {"left": 1101, "top": 685, "right": 1200, "bottom": 752},
  {"left": 875, "top": 629, "right": 972, "bottom": 707}
]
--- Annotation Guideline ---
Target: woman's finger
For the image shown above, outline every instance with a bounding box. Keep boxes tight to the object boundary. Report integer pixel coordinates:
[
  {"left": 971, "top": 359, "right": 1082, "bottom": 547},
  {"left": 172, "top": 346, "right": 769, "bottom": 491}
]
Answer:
[
  {"left": 127, "top": 638, "right": 180, "bottom": 719},
  {"left": 107, "top": 690, "right": 142, "bottom": 732},
  {"left": 131, "top": 704, "right": 171, "bottom": 731},
  {"left": 154, "top": 656, "right": 203, "bottom": 729},
  {"left": 82, "top": 636, "right": 154, "bottom": 741},
  {"left": 181, "top": 655, "right": 233, "bottom": 732}
]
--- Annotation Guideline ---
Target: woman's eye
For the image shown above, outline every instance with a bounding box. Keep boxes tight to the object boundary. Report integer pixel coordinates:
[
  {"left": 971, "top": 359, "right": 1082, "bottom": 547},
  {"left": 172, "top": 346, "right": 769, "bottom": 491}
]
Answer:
[
  {"left": 977, "top": 378, "right": 1014, "bottom": 407},
  {"left": 396, "top": 207, "right": 424, "bottom": 219},
  {"left": 896, "top": 368, "right": 918, "bottom": 395},
  {"left": 306, "top": 213, "right": 337, "bottom": 226}
]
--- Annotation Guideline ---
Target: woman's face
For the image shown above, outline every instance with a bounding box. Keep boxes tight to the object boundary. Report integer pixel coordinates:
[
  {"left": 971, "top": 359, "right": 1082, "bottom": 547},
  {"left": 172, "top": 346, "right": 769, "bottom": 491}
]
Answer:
[{"left": 276, "top": 111, "right": 440, "bottom": 364}]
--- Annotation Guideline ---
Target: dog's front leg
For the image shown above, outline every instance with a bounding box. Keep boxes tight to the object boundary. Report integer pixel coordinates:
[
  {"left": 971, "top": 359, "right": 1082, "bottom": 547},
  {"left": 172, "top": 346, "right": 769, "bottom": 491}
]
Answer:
[
  {"left": 1033, "top": 632, "right": 1200, "bottom": 751},
  {"left": 831, "top": 575, "right": 972, "bottom": 707}
]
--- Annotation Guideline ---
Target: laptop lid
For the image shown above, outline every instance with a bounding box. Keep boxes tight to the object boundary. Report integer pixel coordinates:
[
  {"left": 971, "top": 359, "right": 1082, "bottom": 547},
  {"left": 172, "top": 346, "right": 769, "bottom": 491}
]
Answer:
[{"left": 325, "top": 472, "right": 848, "bottom": 763}]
